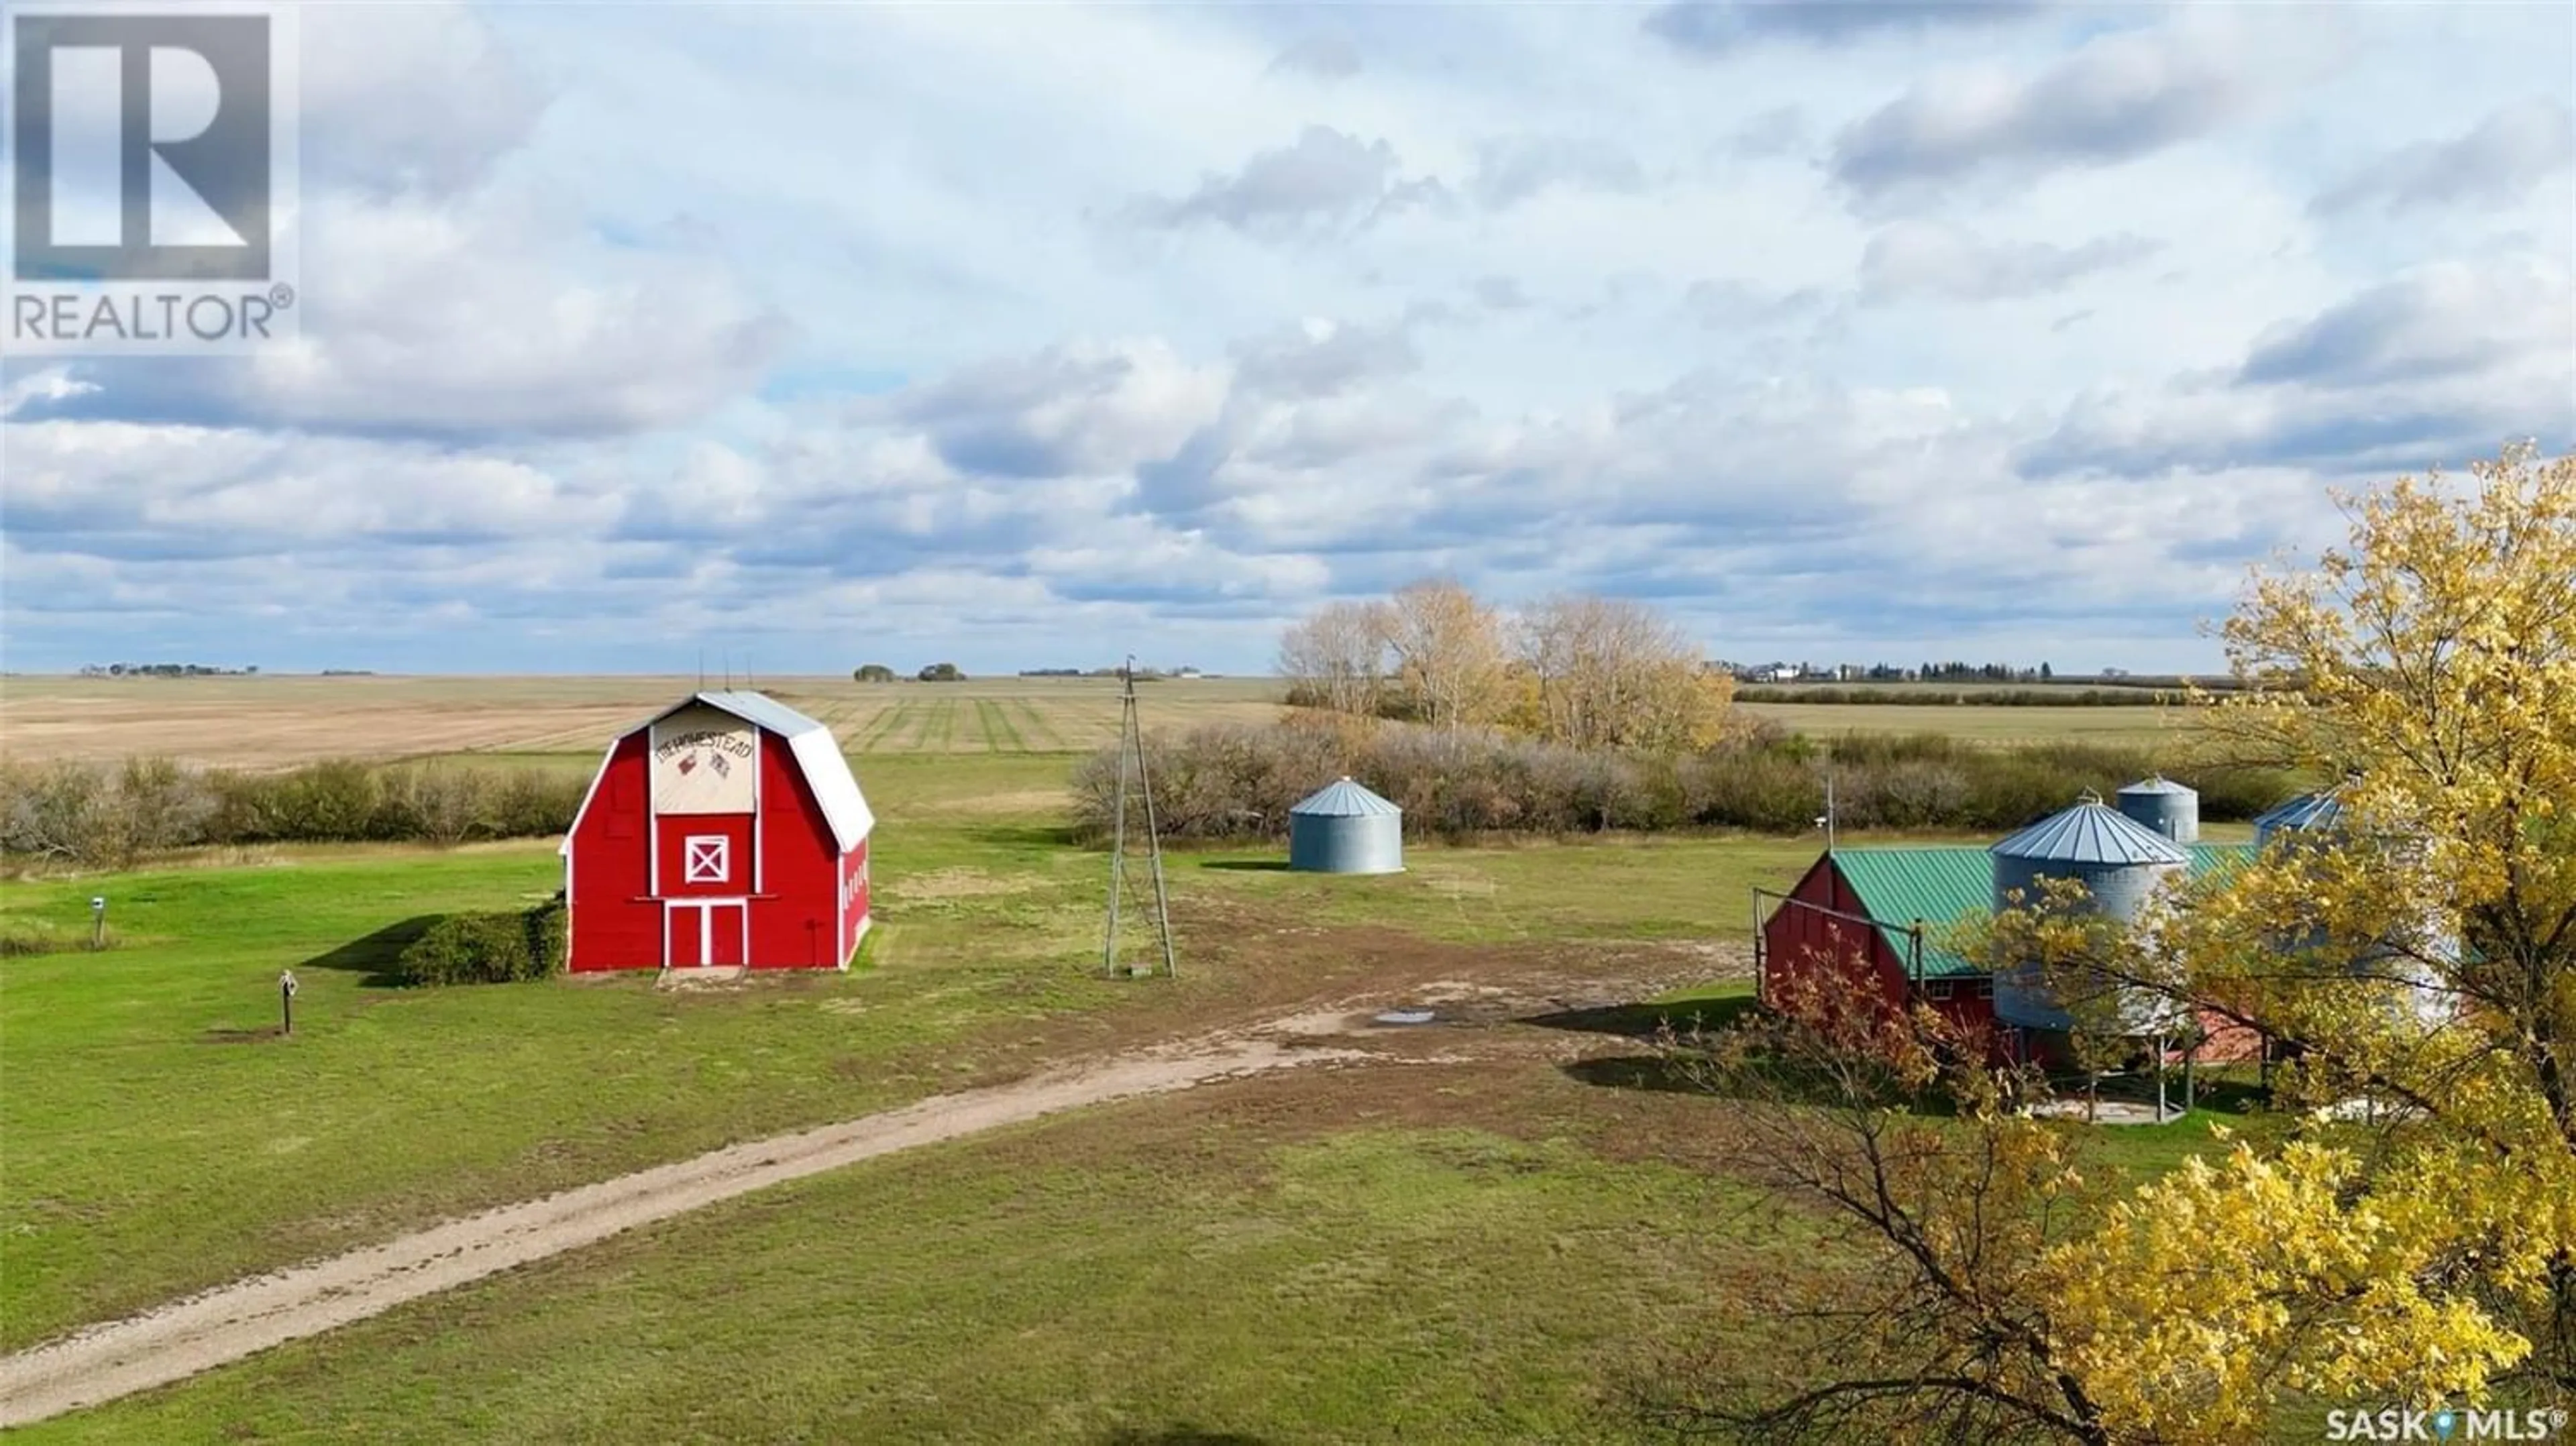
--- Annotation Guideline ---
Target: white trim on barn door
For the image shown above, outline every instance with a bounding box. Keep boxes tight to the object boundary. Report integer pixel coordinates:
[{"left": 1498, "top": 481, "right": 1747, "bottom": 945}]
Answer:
[{"left": 663, "top": 897, "right": 750, "bottom": 968}]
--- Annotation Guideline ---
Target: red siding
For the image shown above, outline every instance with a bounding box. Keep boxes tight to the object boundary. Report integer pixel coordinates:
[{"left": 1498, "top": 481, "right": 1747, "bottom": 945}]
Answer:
[
  {"left": 566, "top": 735, "right": 661, "bottom": 972},
  {"left": 747, "top": 732, "right": 843, "bottom": 969},
  {"left": 1760, "top": 853, "right": 2000, "bottom": 1058},
  {"left": 655, "top": 814, "right": 755, "bottom": 897},
  {"left": 1760, "top": 854, "right": 1908, "bottom": 1012}
]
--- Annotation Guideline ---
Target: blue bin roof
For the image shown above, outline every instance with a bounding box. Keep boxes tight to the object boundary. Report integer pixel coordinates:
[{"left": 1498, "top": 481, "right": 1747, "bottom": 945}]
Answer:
[
  {"left": 1290, "top": 777, "right": 1401, "bottom": 818},
  {"left": 2117, "top": 774, "right": 2196, "bottom": 797},
  {"left": 1990, "top": 797, "right": 2190, "bottom": 865},
  {"left": 2253, "top": 790, "right": 2346, "bottom": 835}
]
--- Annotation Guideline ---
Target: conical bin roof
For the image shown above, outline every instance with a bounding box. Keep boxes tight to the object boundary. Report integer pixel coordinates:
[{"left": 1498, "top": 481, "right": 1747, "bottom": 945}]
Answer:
[{"left": 1289, "top": 777, "right": 1401, "bottom": 818}]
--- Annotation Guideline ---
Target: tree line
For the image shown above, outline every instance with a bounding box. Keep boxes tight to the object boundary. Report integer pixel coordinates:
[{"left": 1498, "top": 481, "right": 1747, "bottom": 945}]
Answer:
[
  {"left": 1069, "top": 721, "right": 2296, "bottom": 842},
  {"left": 1277, "top": 579, "right": 1738, "bottom": 753}
]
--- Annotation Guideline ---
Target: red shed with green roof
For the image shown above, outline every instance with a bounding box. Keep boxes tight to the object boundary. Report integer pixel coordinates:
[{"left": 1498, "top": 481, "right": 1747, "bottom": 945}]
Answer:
[{"left": 1758, "top": 842, "right": 2258, "bottom": 1062}]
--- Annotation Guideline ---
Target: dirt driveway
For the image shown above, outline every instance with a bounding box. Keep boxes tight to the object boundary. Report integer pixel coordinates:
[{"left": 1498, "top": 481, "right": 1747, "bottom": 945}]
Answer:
[{"left": 0, "top": 931, "right": 1743, "bottom": 1429}]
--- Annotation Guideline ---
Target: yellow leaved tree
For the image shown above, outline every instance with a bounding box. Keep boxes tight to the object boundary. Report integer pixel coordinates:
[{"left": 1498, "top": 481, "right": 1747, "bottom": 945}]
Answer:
[
  {"left": 1664, "top": 443, "right": 2573, "bottom": 1444},
  {"left": 2031, "top": 440, "right": 2576, "bottom": 1434}
]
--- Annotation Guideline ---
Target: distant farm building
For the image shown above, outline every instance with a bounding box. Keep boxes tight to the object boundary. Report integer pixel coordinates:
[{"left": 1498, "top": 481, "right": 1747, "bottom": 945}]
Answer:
[
  {"left": 560, "top": 691, "right": 873, "bottom": 971},
  {"left": 1757, "top": 781, "right": 2263, "bottom": 1069}
]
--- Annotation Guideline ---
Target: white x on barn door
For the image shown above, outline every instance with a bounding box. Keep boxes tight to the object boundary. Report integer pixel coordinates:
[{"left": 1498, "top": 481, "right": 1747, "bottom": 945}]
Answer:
[{"left": 683, "top": 835, "right": 729, "bottom": 885}]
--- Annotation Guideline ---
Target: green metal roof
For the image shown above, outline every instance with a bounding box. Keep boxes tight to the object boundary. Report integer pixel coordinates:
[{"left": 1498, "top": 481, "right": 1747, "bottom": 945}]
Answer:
[{"left": 1828, "top": 842, "right": 2258, "bottom": 980}]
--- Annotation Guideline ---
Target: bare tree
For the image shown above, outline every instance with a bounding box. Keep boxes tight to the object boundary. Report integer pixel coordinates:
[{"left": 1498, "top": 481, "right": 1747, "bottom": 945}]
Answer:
[
  {"left": 1638, "top": 966, "right": 2114, "bottom": 1446},
  {"left": 1380, "top": 577, "right": 1511, "bottom": 730},
  {"left": 1515, "top": 594, "right": 1735, "bottom": 751},
  {"left": 1277, "top": 600, "right": 1392, "bottom": 716}
]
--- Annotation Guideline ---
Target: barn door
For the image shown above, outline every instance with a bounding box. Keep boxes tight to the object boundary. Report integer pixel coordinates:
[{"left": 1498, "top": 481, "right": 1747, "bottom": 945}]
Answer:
[
  {"left": 708, "top": 903, "right": 746, "bottom": 967},
  {"left": 666, "top": 902, "right": 706, "bottom": 968}
]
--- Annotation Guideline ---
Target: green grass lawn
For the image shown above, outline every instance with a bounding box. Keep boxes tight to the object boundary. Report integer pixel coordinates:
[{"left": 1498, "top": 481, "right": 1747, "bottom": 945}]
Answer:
[
  {"left": 18, "top": 1091, "right": 1823, "bottom": 1445},
  {"left": 3, "top": 738, "right": 2296, "bottom": 1443},
  {"left": 0, "top": 753, "right": 1839, "bottom": 1355}
]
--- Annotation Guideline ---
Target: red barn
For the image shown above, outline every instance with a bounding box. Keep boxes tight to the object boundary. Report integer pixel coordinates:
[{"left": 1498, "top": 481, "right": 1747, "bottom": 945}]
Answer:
[{"left": 559, "top": 691, "right": 873, "bottom": 971}]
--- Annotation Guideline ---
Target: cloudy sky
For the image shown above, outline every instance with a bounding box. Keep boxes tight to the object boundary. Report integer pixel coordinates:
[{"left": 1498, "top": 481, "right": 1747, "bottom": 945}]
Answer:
[{"left": 5, "top": 1, "right": 2572, "bottom": 676}]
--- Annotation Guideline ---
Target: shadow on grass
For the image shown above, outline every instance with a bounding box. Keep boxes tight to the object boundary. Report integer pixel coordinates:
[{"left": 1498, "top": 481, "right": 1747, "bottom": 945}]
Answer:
[
  {"left": 1521, "top": 994, "right": 1756, "bottom": 1040},
  {"left": 299, "top": 913, "right": 442, "bottom": 989},
  {"left": 1195, "top": 860, "right": 1289, "bottom": 873},
  {"left": 970, "top": 822, "right": 1081, "bottom": 852},
  {"left": 1560, "top": 1055, "right": 1709, "bottom": 1095},
  {"left": 1096, "top": 1430, "right": 1270, "bottom": 1446}
]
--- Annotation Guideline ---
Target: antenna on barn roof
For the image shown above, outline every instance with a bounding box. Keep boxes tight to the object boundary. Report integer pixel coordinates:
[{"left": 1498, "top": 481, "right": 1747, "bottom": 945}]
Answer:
[
  {"left": 697, "top": 649, "right": 705, "bottom": 690},
  {"left": 1102, "top": 653, "right": 1178, "bottom": 981}
]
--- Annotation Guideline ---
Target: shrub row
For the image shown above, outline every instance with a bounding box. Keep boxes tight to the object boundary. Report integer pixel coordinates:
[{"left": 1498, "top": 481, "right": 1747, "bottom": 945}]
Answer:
[
  {"left": 1069, "top": 722, "right": 2300, "bottom": 842},
  {"left": 1733, "top": 687, "right": 2200, "bottom": 707},
  {"left": 394, "top": 897, "right": 567, "bottom": 987},
  {"left": 0, "top": 757, "right": 588, "bottom": 871}
]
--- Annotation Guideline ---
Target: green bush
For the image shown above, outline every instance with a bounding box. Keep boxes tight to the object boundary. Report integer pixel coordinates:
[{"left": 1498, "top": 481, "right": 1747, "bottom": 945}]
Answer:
[{"left": 392, "top": 897, "right": 566, "bottom": 987}]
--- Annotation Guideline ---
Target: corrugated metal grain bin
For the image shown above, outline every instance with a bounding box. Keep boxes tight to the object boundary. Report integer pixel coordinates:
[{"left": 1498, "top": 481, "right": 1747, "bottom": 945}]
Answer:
[
  {"left": 1288, "top": 777, "right": 1403, "bottom": 875},
  {"left": 2115, "top": 774, "right": 2199, "bottom": 844},
  {"left": 1990, "top": 794, "right": 2190, "bottom": 1035},
  {"left": 2252, "top": 789, "right": 2345, "bottom": 850},
  {"left": 2250, "top": 787, "right": 2455, "bottom": 1027}
]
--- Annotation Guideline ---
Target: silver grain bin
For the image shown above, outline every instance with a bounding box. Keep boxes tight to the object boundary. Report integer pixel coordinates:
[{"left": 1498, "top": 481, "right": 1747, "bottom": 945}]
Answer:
[
  {"left": 2252, "top": 789, "right": 2344, "bottom": 850},
  {"left": 2252, "top": 789, "right": 2453, "bottom": 1027},
  {"left": 2116, "top": 775, "right": 2200, "bottom": 844},
  {"left": 1287, "top": 777, "right": 1403, "bottom": 875},
  {"left": 1990, "top": 794, "right": 2190, "bottom": 1035}
]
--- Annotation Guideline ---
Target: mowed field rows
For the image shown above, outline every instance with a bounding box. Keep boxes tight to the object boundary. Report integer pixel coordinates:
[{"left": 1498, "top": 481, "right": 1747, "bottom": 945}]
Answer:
[
  {"left": 1, "top": 674, "right": 2204, "bottom": 770},
  {"left": 0, "top": 676, "right": 1289, "bottom": 768}
]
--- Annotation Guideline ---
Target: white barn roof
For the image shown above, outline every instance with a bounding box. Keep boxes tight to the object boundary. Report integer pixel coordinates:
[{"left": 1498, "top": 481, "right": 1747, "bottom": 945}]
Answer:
[{"left": 559, "top": 690, "right": 874, "bottom": 856}]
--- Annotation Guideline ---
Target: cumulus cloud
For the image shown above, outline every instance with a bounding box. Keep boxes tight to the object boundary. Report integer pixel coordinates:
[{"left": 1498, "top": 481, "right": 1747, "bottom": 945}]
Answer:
[
  {"left": 4, "top": 421, "right": 619, "bottom": 559},
  {"left": 1861, "top": 220, "right": 2162, "bottom": 302},
  {"left": 2024, "top": 258, "right": 2576, "bottom": 479},
  {"left": 866, "top": 339, "right": 1227, "bottom": 480},
  {"left": 17, "top": 186, "right": 790, "bottom": 439},
  {"left": 1121, "top": 126, "right": 1449, "bottom": 239},
  {"left": 10, "top": 2, "right": 785, "bottom": 441},
  {"left": 1228, "top": 317, "right": 1421, "bottom": 398},
  {"left": 1719, "top": 105, "right": 1811, "bottom": 162},
  {"left": 13, "top": 3, "right": 2575, "bottom": 674},
  {"left": 1830, "top": 17, "right": 2288, "bottom": 201},
  {"left": 1266, "top": 34, "right": 1361, "bottom": 80},
  {"left": 1466, "top": 135, "right": 1646, "bottom": 208},
  {"left": 301, "top": 3, "right": 549, "bottom": 198},
  {"left": 2235, "top": 260, "right": 2571, "bottom": 388},
  {"left": 2310, "top": 99, "right": 2576, "bottom": 217},
  {"left": 1646, "top": 0, "right": 2055, "bottom": 56}
]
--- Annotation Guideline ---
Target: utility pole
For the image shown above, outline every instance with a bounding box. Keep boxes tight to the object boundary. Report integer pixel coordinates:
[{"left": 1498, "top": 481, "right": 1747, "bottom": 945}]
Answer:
[{"left": 1102, "top": 657, "right": 1177, "bottom": 979}]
